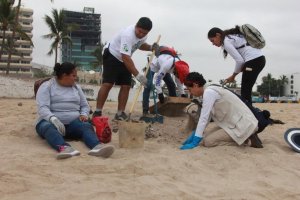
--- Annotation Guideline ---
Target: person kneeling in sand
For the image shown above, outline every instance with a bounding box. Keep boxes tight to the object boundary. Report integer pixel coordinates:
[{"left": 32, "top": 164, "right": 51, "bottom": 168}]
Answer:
[
  {"left": 35, "top": 62, "right": 115, "bottom": 159},
  {"left": 180, "top": 72, "right": 264, "bottom": 150}
]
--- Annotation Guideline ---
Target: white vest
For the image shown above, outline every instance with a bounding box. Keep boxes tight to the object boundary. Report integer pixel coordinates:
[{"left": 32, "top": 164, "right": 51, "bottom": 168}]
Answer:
[{"left": 209, "top": 85, "right": 258, "bottom": 145}]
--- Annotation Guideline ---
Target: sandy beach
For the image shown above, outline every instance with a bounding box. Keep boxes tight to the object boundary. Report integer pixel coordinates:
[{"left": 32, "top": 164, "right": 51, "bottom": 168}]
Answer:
[{"left": 1, "top": 76, "right": 300, "bottom": 200}]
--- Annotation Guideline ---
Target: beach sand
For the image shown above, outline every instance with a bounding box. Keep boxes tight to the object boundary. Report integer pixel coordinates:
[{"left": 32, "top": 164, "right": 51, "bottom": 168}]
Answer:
[
  {"left": 0, "top": 75, "right": 300, "bottom": 200},
  {"left": 0, "top": 97, "right": 300, "bottom": 200}
]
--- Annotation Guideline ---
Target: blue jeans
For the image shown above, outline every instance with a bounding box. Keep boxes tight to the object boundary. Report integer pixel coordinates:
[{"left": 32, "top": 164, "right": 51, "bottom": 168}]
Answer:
[
  {"left": 36, "top": 119, "right": 100, "bottom": 152},
  {"left": 142, "top": 71, "right": 176, "bottom": 112}
]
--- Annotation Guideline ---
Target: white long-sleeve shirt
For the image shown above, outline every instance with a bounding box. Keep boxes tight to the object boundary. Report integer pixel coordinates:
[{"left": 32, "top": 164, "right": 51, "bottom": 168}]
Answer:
[
  {"left": 36, "top": 78, "right": 90, "bottom": 125},
  {"left": 195, "top": 88, "right": 220, "bottom": 137},
  {"left": 150, "top": 54, "right": 185, "bottom": 94},
  {"left": 224, "top": 35, "right": 263, "bottom": 73}
]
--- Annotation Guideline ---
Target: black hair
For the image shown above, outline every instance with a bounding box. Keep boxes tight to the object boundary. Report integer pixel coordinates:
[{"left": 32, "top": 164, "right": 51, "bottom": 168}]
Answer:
[
  {"left": 208, "top": 26, "right": 241, "bottom": 58},
  {"left": 53, "top": 62, "right": 76, "bottom": 79},
  {"left": 184, "top": 72, "right": 206, "bottom": 87},
  {"left": 136, "top": 17, "right": 152, "bottom": 31}
]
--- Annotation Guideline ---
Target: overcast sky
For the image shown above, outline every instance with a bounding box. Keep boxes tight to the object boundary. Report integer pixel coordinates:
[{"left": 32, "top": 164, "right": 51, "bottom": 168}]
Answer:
[{"left": 21, "top": 0, "right": 300, "bottom": 85}]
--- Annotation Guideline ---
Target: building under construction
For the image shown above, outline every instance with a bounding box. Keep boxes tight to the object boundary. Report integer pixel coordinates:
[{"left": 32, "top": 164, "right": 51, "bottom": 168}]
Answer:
[{"left": 61, "top": 7, "right": 101, "bottom": 71}]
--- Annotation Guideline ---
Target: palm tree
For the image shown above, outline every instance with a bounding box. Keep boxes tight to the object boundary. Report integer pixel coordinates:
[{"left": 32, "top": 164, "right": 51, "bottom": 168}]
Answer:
[
  {"left": 43, "top": 9, "right": 72, "bottom": 64},
  {"left": 6, "top": 0, "right": 33, "bottom": 74},
  {"left": 1, "top": 0, "right": 33, "bottom": 74},
  {"left": 0, "top": 0, "right": 15, "bottom": 61},
  {"left": 278, "top": 75, "right": 288, "bottom": 96},
  {"left": 90, "top": 43, "right": 105, "bottom": 72}
]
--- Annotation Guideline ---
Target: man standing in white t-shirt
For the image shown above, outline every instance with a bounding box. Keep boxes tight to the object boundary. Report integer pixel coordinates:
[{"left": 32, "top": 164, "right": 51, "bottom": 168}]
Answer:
[{"left": 93, "top": 17, "right": 156, "bottom": 120}]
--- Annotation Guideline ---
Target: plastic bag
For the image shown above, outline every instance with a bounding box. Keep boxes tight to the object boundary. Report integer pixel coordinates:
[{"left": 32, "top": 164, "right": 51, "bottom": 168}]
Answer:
[{"left": 92, "top": 116, "right": 112, "bottom": 143}]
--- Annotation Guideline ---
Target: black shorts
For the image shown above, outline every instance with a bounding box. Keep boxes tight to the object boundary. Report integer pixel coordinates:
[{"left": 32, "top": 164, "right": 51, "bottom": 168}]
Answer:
[{"left": 102, "top": 48, "right": 132, "bottom": 85}]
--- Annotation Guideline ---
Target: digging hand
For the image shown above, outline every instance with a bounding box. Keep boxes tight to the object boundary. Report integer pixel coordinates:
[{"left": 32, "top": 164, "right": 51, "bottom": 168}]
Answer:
[
  {"left": 180, "top": 135, "right": 202, "bottom": 150},
  {"left": 135, "top": 73, "right": 148, "bottom": 87},
  {"left": 182, "top": 131, "right": 196, "bottom": 145}
]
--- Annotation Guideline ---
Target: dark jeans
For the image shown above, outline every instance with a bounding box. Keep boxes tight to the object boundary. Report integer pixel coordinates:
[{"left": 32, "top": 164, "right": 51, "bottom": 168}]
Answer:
[
  {"left": 142, "top": 70, "right": 176, "bottom": 112},
  {"left": 241, "top": 56, "right": 266, "bottom": 104},
  {"left": 36, "top": 118, "right": 100, "bottom": 151}
]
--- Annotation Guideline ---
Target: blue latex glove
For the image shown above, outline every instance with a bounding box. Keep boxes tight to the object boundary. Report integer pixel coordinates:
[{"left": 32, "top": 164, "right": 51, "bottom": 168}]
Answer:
[
  {"left": 182, "top": 131, "right": 196, "bottom": 145},
  {"left": 180, "top": 135, "right": 202, "bottom": 150}
]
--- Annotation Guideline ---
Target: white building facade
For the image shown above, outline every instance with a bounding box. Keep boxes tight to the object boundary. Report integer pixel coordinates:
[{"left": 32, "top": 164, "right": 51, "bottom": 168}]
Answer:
[
  {"left": 284, "top": 72, "right": 300, "bottom": 100},
  {"left": 0, "top": 7, "right": 33, "bottom": 72}
]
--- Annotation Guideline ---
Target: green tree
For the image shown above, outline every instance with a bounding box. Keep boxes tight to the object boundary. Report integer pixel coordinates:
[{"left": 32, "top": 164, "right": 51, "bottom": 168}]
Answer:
[
  {"left": 90, "top": 42, "right": 105, "bottom": 72},
  {"left": 257, "top": 73, "right": 288, "bottom": 97},
  {"left": 6, "top": 0, "right": 33, "bottom": 74},
  {"left": 0, "top": 0, "right": 15, "bottom": 61},
  {"left": 43, "top": 9, "right": 72, "bottom": 64},
  {"left": 278, "top": 75, "right": 288, "bottom": 96}
]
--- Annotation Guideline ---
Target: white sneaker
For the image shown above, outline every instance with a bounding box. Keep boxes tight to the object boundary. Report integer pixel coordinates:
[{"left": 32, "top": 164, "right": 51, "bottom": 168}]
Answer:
[
  {"left": 88, "top": 143, "right": 115, "bottom": 158},
  {"left": 57, "top": 145, "right": 80, "bottom": 159}
]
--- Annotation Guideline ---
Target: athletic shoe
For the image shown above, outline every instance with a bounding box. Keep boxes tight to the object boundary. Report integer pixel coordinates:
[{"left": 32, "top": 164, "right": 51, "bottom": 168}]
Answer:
[
  {"left": 88, "top": 143, "right": 115, "bottom": 158},
  {"left": 57, "top": 145, "right": 80, "bottom": 159},
  {"left": 114, "top": 112, "right": 128, "bottom": 121}
]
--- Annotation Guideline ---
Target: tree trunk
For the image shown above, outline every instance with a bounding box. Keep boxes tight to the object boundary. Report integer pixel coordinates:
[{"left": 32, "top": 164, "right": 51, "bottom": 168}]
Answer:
[
  {"left": 6, "top": 0, "right": 21, "bottom": 75},
  {"left": 55, "top": 46, "right": 58, "bottom": 64},
  {"left": 0, "top": 30, "right": 7, "bottom": 61}
]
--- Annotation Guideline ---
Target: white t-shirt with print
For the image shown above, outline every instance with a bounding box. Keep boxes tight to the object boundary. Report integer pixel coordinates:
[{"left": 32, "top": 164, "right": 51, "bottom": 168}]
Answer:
[
  {"left": 150, "top": 54, "right": 184, "bottom": 95},
  {"left": 108, "top": 25, "right": 147, "bottom": 62}
]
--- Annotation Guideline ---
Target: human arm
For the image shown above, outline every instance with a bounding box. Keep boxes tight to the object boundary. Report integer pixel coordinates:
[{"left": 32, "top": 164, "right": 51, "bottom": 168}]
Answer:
[
  {"left": 77, "top": 85, "right": 90, "bottom": 122},
  {"left": 223, "top": 37, "right": 245, "bottom": 81},
  {"left": 36, "top": 80, "right": 55, "bottom": 121},
  {"left": 180, "top": 89, "right": 220, "bottom": 150},
  {"left": 36, "top": 81, "right": 65, "bottom": 135}
]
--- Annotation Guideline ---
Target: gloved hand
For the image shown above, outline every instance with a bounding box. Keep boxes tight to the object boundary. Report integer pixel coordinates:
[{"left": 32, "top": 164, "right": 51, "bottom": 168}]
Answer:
[
  {"left": 180, "top": 135, "right": 202, "bottom": 150},
  {"left": 135, "top": 73, "right": 147, "bottom": 87},
  {"left": 151, "top": 42, "right": 159, "bottom": 52},
  {"left": 181, "top": 94, "right": 188, "bottom": 98},
  {"left": 50, "top": 116, "right": 66, "bottom": 136},
  {"left": 158, "top": 93, "right": 165, "bottom": 104},
  {"left": 182, "top": 131, "right": 196, "bottom": 145}
]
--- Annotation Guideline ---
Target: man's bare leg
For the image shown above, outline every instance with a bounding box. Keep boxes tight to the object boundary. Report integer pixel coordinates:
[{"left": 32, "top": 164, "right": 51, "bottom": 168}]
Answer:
[{"left": 96, "top": 83, "right": 113, "bottom": 110}]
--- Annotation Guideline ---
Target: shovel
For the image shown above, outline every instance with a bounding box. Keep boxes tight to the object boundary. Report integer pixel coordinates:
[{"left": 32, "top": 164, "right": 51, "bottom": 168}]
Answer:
[{"left": 127, "top": 35, "right": 161, "bottom": 121}]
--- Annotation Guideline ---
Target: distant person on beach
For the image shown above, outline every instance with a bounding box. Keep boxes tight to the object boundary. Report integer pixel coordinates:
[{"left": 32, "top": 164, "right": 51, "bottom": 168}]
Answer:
[
  {"left": 207, "top": 27, "right": 266, "bottom": 104},
  {"left": 93, "top": 17, "right": 157, "bottom": 121},
  {"left": 35, "top": 62, "right": 115, "bottom": 159},
  {"left": 180, "top": 72, "right": 267, "bottom": 150},
  {"left": 142, "top": 46, "right": 189, "bottom": 115}
]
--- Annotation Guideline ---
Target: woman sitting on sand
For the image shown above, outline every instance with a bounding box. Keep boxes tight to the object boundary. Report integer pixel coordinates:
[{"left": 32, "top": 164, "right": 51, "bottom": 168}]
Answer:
[
  {"left": 35, "top": 62, "right": 114, "bottom": 159},
  {"left": 180, "top": 72, "right": 266, "bottom": 150}
]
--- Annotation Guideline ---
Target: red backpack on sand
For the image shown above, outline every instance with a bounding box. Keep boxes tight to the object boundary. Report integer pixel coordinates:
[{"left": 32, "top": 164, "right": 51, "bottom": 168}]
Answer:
[{"left": 92, "top": 116, "right": 112, "bottom": 143}]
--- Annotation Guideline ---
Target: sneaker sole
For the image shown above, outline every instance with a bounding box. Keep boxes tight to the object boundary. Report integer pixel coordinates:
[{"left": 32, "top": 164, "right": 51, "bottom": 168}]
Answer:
[
  {"left": 88, "top": 145, "right": 115, "bottom": 158},
  {"left": 56, "top": 150, "right": 80, "bottom": 160}
]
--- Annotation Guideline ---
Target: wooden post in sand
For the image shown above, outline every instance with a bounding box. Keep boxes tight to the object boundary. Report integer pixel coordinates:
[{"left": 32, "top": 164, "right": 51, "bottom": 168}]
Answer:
[{"left": 118, "top": 121, "right": 147, "bottom": 148}]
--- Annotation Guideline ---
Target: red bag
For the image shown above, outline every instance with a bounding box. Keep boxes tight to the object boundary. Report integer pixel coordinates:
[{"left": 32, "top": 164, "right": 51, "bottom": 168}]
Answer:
[{"left": 92, "top": 116, "right": 112, "bottom": 143}]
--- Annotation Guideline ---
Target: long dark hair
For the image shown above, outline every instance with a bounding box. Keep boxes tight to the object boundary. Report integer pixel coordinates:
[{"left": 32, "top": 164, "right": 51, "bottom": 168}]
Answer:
[{"left": 208, "top": 26, "right": 241, "bottom": 58}]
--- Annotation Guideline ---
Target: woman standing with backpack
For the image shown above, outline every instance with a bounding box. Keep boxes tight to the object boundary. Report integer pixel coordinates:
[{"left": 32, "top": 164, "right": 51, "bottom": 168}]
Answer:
[{"left": 207, "top": 26, "right": 266, "bottom": 104}]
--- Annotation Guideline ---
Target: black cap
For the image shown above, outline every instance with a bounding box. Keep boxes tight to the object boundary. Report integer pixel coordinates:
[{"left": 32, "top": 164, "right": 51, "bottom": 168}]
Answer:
[{"left": 136, "top": 17, "right": 152, "bottom": 31}]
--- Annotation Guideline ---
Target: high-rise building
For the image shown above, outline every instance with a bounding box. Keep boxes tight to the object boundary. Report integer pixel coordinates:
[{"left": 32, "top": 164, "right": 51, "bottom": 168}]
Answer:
[
  {"left": 61, "top": 7, "right": 101, "bottom": 71},
  {"left": 0, "top": 7, "right": 33, "bottom": 71}
]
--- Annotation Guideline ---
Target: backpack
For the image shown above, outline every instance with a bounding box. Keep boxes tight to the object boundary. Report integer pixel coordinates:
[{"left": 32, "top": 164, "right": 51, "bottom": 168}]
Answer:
[
  {"left": 92, "top": 116, "right": 112, "bottom": 143},
  {"left": 158, "top": 46, "right": 178, "bottom": 57},
  {"left": 239, "top": 24, "right": 265, "bottom": 49},
  {"left": 34, "top": 77, "right": 52, "bottom": 98}
]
